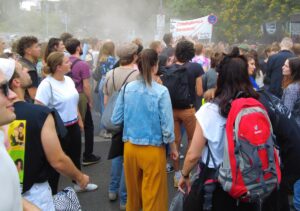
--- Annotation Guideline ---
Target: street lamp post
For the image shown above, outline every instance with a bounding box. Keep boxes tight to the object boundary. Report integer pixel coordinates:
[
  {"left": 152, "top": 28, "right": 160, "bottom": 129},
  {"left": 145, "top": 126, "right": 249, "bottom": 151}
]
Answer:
[{"left": 45, "top": 1, "right": 49, "bottom": 38}]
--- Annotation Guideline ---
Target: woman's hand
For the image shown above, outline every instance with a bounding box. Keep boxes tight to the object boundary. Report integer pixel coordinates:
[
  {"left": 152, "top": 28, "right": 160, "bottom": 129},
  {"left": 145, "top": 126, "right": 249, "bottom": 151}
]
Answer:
[
  {"left": 178, "top": 176, "right": 191, "bottom": 194},
  {"left": 76, "top": 173, "right": 90, "bottom": 189},
  {"left": 78, "top": 119, "right": 84, "bottom": 132},
  {"left": 203, "top": 88, "right": 216, "bottom": 102},
  {"left": 77, "top": 109, "right": 84, "bottom": 131},
  {"left": 169, "top": 142, "right": 179, "bottom": 161},
  {"left": 170, "top": 149, "right": 179, "bottom": 161}
]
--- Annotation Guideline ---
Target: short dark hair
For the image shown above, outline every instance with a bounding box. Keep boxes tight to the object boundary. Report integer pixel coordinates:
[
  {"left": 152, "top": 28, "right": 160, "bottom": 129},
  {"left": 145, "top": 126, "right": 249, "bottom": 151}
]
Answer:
[
  {"left": 16, "top": 36, "right": 38, "bottom": 57},
  {"left": 60, "top": 32, "right": 73, "bottom": 44},
  {"left": 65, "top": 38, "right": 80, "bottom": 55},
  {"left": 210, "top": 52, "right": 224, "bottom": 68},
  {"left": 175, "top": 40, "right": 195, "bottom": 63},
  {"left": 163, "top": 33, "right": 173, "bottom": 46}
]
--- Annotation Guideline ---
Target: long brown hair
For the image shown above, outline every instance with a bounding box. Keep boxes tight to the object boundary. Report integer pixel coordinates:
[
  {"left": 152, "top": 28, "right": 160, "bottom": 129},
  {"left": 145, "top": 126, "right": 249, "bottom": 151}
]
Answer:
[
  {"left": 282, "top": 57, "right": 300, "bottom": 89},
  {"left": 137, "top": 49, "right": 158, "bottom": 86},
  {"left": 44, "top": 38, "right": 62, "bottom": 61},
  {"left": 215, "top": 53, "right": 259, "bottom": 118}
]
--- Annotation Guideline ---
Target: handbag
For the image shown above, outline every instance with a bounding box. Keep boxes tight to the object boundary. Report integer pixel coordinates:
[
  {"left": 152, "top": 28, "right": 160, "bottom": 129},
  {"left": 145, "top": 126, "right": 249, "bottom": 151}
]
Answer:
[
  {"left": 53, "top": 187, "right": 81, "bottom": 211},
  {"left": 107, "top": 128, "right": 124, "bottom": 159},
  {"left": 101, "top": 69, "right": 136, "bottom": 132},
  {"left": 183, "top": 146, "right": 218, "bottom": 211},
  {"left": 169, "top": 191, "right": 185, "bottom": 211}
]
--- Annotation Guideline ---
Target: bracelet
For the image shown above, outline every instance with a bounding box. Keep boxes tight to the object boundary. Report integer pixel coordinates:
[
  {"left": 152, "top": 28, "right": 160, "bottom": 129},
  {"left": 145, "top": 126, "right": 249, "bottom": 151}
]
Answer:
[{"left": 181, "top": 170, "right": 189, "bottom": 179}]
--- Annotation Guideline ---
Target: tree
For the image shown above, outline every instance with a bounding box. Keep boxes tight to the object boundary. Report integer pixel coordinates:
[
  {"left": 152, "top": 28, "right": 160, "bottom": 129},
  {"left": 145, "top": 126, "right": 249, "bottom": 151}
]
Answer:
[{"left": 165, "top": 0, "right": 300, "bottom": 42}]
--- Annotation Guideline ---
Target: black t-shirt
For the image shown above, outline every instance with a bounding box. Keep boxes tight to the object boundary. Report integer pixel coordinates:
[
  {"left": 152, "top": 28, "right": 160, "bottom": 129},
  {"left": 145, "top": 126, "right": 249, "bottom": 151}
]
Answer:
[{"left": 13, "top": 101, "right": 52, "bottom": 193}]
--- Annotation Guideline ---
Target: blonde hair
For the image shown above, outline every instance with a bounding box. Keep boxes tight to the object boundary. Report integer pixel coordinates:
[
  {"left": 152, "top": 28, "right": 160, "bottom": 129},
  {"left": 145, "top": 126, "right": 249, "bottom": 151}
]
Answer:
[
  {"left": 44, "top": 52, "right": 64, "bottom": 74},
  {"left": 280, "top": 37, "right": 293, "bottom": 50},
  {"left": 98, "top": 41, "right": 115, "bottom": 63},
  {"left": 149, "top": 41, "right": 162, "bottom": 51},
  {"left": 194, "top": 43, "right": 204, "bottom": 55}
]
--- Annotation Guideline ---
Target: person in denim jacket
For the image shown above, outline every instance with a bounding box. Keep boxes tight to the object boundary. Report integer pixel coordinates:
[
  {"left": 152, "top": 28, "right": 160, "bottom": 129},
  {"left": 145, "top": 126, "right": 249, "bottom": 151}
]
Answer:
[{"left": 112, "top": 49, "right": 178, "bottom": 211}]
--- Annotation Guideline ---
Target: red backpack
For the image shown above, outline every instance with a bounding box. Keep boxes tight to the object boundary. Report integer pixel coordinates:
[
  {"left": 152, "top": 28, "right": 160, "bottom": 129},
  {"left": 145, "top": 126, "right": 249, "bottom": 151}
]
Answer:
[{"left": 218, "top": 97, "right": 281, "bottom": 204}]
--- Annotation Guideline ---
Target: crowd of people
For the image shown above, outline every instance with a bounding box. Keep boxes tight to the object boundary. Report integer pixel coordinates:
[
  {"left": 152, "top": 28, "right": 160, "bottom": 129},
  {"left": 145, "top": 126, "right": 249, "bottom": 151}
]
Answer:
[{"left": 0, "top": 31, "right": 300, "bottom": 211}]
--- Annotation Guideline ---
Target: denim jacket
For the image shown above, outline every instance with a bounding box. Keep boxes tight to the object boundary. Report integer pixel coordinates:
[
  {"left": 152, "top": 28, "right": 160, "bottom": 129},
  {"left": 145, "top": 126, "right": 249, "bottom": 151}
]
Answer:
[{"left": 111, "top": 79, "right": 175, "bottom": 146}]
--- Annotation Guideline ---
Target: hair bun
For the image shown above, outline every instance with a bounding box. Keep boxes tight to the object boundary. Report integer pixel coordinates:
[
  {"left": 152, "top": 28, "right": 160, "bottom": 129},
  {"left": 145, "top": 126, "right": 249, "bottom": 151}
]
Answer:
[{"left": 42, "top": 65, "right": 50, "bottom": 75}]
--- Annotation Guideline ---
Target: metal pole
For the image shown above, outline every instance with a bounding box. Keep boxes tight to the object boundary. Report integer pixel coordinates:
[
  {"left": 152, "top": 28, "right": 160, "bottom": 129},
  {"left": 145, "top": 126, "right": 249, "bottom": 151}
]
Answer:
[
  {"left": 46, "top": 1, "right": 49, "bottom": 38},
  {"left": 159, "top": 0, "right": 163, "bottom": 14},
  {"left": 210, "top": 25, "right": 213, "bottom": 44},
  {"left": 65, "top": 13, "right": 68, "bottom": 32}
]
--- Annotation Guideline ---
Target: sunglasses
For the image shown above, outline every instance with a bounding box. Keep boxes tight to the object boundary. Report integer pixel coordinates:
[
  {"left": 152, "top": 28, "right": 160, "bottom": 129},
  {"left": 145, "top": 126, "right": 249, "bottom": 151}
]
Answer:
[{"left": 0, "top": 82, "right": 9, "bottom": 97}]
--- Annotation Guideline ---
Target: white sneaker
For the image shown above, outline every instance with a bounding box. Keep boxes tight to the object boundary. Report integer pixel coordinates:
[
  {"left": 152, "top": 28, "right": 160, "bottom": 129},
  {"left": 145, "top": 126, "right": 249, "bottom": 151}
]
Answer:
[
  {"left": 179, "top": 154, "right": 184, "bottom": 160},
  {"left": 108, "top": 192, "right": 118, "bottom": 201},
  {"left": 120, "top": 204, "right": 126, "bottom": 210},
  {"left": 74, "top": 183, "right": 98, "bottom": 193}
]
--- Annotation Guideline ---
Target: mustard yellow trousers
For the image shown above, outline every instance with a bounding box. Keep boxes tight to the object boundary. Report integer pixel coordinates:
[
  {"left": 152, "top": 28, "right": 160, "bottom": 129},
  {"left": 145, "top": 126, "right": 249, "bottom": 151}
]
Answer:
[{"left": 124, "top": 142, "right": 168, "bottom": 211}]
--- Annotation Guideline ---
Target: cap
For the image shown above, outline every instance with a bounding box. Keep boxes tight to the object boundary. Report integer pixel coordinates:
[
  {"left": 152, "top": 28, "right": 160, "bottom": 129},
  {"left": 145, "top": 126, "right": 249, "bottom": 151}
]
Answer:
[
  {"left": 117, "top": 43, "right": 138, "bottom": 59},
  {"left": 238, "top": 44, "right": 250, "bottom": 52},
  {"left": 0, "top": 58, "right": 15, "bottom": 81}
]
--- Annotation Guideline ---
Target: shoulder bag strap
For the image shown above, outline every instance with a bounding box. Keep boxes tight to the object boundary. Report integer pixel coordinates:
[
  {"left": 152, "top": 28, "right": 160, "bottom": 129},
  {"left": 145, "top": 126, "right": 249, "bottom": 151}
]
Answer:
[
  {"left": 120, "top": 70, "right": 137, "bottom": 90},
  {"left": 47, "top": 80, "right": 54, "bottom": 109},
  {"left": 112, "top": 69, "right": 116, "bottom": 92}
]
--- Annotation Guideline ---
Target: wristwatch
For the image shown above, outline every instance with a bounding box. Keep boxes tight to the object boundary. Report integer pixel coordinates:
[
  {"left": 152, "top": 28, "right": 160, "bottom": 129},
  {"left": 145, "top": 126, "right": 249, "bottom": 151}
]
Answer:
[{"left": 181, "top": 170, "right": 189, "bottom": 179}]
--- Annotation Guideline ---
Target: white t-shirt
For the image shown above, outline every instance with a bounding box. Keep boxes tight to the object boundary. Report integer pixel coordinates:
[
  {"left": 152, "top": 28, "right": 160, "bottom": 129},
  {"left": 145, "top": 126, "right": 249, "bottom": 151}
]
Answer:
[
  {"left": 35, "top": 75, "right": 79, "bottom": 126},
  {"left": 0, "top": 129, "right": 22, "bottom": 211},
  {"left": 195, "top": 103, "right": 226, "bottom": 168}
]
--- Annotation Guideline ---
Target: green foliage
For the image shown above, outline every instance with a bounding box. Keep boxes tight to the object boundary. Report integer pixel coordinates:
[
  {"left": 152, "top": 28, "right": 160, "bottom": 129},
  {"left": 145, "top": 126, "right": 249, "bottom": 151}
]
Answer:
[{"left": 165, "top": 0, "right": 300, "bottom": 42}]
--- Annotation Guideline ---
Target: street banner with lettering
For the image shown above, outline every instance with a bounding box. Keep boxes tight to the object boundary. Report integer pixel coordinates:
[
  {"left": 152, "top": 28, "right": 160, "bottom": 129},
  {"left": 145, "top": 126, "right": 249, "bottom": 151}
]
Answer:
[{"left": 170, "top": 16, "right": 213, "bottom": 39}]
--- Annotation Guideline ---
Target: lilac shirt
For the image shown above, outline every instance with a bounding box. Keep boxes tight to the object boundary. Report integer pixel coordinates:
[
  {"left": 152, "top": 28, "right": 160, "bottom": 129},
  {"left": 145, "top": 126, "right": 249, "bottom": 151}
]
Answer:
[{"left": 69, "top": 56, "right": 91, "bottom": 93}]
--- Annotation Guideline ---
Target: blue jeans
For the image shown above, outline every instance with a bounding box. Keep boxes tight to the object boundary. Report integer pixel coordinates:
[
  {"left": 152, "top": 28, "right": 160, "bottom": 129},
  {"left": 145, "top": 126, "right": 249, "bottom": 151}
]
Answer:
[
  {"left": 294, "top": 179, "right": 300, "bottom": 210},
  {"left": 109, "top": 156, "right": 127, "bottom": 205},
  {"left": 98, "top": 77, "right": 106, "bottom": 130}
]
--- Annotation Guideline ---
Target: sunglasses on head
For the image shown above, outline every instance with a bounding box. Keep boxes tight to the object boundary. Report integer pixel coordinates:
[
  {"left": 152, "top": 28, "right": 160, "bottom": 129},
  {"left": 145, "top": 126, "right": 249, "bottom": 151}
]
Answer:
[{"left": 0, "top": 82, "right": 9, "bottom": 97}]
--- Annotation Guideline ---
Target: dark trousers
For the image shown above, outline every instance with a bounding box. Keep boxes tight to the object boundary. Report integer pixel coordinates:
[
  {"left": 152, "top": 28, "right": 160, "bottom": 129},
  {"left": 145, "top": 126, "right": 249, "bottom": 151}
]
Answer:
[
  {"left": 48, "top": 123, "right": 82, "bottom": 194},
  {"left": 83, "top": 104, "right": 94, "bottom": 158},
  {"left": 65, "top": 123, "right": 82, "bottom": 170}
]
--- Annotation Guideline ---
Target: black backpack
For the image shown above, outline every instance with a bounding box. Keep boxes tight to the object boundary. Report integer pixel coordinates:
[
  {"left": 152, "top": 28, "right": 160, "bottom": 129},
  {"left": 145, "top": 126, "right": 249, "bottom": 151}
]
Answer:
[
  {"left": 161, "top": 64, "right": 192, "bottom": 109},
  {"left": 258, "top": 90, "right": 300, "bottom": 186}
]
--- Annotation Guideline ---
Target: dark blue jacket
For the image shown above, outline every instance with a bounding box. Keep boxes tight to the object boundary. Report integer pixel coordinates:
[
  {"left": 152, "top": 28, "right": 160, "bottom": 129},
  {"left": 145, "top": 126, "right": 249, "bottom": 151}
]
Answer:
[{"left": 266, "top": 50, "right": 294, "bottom": 98}]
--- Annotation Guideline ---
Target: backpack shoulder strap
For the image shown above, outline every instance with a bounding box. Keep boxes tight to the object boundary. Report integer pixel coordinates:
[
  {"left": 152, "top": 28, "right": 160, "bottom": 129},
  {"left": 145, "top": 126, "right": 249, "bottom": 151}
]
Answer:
[
  {"left": 206, "top": 142, "right": 218, "bottom": 169},
  {"left": 71, "top": 59, "right": 81, "bottom": 70}
]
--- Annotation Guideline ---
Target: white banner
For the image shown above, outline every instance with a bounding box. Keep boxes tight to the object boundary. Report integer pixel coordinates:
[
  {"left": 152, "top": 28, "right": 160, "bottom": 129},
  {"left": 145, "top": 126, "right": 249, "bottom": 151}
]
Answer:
[{"left": 170, "top": 16, "right": 213, "bottom": 39}]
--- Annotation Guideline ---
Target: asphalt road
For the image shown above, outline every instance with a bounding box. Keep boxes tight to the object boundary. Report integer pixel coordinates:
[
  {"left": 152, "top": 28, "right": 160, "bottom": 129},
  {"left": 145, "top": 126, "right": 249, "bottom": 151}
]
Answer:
[{"left": 58, "top": 137, "right": 180, "bottom": 211}]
